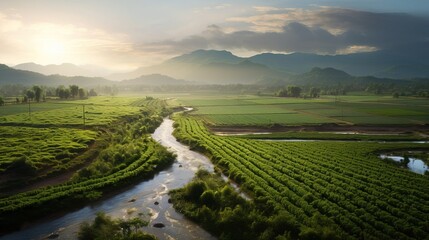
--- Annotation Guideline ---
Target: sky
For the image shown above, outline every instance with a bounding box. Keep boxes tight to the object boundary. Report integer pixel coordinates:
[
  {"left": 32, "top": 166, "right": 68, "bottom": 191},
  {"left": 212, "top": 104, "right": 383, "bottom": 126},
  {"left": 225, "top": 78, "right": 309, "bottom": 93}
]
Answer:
[{"left": 0, "top": 0, "right": 428, "bottom": 71}]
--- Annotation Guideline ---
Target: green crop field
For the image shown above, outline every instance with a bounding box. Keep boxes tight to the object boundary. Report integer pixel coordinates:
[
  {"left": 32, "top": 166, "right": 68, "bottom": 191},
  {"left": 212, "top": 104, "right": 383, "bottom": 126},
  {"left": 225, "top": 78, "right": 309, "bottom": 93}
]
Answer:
[
  {"left": 0, "top": 126, "right": 97, "bottom": 172},
  {"left": 0, "top": 96, "right": 176, "bottom": 232},
  {"left": 173, "top": 115, "right": 429, "bottom": 239},
  {"left": 177, "top": 94, "right": 429, "bottom": 126},
  {"left": 0, "top": 96, "right": 148, "bottom": 126}
]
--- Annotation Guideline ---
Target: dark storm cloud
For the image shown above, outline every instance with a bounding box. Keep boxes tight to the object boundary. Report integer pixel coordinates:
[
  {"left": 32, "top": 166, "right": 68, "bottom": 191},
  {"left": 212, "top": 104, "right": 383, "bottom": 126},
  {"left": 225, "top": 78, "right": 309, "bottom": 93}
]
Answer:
[
  {"left": 143, "top": 8, "right": 429, "bottom": 55},
  {"left": 320, "top": 9, "right": 429, "bottom": 49}
]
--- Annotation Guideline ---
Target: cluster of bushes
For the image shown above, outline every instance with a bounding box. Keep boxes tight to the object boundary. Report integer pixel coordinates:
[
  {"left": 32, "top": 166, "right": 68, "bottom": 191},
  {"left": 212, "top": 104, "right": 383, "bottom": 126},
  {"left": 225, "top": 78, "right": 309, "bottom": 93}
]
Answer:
[
  {"left": 170, "top": 170, "right": 339, "bottom": 240},
  {"left": 78, "top": 212, "right": 156, "bottom": 240}
]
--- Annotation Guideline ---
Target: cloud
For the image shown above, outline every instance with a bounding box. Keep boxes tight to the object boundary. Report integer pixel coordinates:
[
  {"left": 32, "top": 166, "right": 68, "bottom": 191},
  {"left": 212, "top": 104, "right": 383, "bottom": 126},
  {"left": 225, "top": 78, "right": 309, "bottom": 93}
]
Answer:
[
  {"left": 145, "top": 8, "right": 429, "bottom": 56},
  {"left": 0, "top": 11, "right": 141, "bottom": 70}
]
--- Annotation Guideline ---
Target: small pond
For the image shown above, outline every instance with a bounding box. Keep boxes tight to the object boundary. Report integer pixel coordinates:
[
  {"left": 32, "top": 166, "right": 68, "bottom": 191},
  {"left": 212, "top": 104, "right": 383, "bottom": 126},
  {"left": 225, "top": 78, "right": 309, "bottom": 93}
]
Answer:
[{"left": 379, "top": 154, "right": 428, "bottom": 175}]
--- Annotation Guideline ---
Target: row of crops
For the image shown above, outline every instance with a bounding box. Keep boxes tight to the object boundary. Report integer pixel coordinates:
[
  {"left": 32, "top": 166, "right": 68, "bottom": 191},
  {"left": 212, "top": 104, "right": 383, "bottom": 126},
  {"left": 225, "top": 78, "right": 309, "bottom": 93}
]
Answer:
[
  {"left": 173, "top": 116, "right": 429, "bottom": 239},
  {"left": 0, "top": 98, "right": 176, "bottom": 232}
]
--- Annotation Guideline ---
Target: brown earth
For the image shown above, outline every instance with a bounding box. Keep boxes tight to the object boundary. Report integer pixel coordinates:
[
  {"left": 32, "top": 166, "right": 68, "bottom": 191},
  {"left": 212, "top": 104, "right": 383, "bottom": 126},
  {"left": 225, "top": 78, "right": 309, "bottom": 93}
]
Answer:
[{"left": 210, "top": 123, "right": 429, "bottom": 134}]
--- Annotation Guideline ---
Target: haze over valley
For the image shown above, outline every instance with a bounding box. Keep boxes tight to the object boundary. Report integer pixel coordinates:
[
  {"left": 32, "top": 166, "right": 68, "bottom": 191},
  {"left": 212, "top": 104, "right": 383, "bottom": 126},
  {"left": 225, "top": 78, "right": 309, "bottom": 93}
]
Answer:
[{"left": 1, "top": 1, "right": 429, "bottom": 240}]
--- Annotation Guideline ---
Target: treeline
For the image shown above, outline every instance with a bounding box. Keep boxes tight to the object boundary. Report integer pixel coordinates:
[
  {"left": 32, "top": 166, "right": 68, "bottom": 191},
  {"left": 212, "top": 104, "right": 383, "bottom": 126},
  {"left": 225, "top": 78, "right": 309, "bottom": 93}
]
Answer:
[
  {"left": 275, "top": 82, "right": 429, "bottom": 98},
  {"left": 276, "top": 86, "right": 321, "bottom": 98},
  {"left": 0, "top": 85, "right": 98, "bottom": 105}
]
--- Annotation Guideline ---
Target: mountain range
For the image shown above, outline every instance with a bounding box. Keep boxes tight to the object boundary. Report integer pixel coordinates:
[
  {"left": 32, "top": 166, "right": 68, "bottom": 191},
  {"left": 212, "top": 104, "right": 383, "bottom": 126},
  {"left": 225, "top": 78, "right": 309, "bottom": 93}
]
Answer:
[
  {"left": 107, "top": 49, "right": 429, "bottom": 81},
  {"left": 14, "top": 63, "right": 113, "bottom": 78},
  {"left": 2, "top": 48, "right": 428, "bottom": 88}
]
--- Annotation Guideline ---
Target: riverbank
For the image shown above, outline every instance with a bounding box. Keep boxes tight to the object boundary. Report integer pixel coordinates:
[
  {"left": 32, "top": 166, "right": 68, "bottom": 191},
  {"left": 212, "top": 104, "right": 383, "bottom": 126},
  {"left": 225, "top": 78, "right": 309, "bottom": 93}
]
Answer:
[{"left": 0, "top": 116, "right": 216, "bottom": 240}]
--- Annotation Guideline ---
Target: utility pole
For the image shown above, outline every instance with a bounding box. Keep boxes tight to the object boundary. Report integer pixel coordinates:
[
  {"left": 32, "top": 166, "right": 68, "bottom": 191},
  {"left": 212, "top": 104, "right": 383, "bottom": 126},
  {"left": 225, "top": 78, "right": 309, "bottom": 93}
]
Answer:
[
  {"left": 28, "top": 99, "right": 31, "bottom": 120},
  {"left": 82, "top": 104, "right": 86, "bottom": 128}
]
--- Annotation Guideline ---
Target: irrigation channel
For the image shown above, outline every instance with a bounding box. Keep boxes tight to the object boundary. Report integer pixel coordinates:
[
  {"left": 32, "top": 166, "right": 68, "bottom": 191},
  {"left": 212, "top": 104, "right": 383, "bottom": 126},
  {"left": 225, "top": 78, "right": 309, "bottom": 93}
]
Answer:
[{"left": 1, "top": 117, "right": 227, "bottom": 240}]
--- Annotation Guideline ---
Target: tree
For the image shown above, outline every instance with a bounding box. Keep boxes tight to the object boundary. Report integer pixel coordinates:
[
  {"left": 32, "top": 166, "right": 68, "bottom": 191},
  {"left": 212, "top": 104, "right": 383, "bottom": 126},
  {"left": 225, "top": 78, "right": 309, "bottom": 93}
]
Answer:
[
  {"left": 32, "top": 85, "right": 43, "bottom": 102},
  {"left": 57, "top": 86, "right": 71, "bottom": 99},
  {"left": 310, "top": 87, "right": 321, "bottom": 98},
  {"left": 26, "top": 89, "right": 35, "bottom": 101},
  {"left": 78, "top": 88, "right": 87, "bottom": 99},
  {"left": 276, "top": 88, "right": 288, "bottom": 97},
  {"left": 0, "top": 96, "right": 4, "bottom": 106},
  {"left": 88, "top": 88, "right": 97, "bottom": 97},
  {"left": 69, "top": 85, "right": 79, "bottom": 98},
  {"left": 288, "top": 86, "right": 302, "bottom": 98}
]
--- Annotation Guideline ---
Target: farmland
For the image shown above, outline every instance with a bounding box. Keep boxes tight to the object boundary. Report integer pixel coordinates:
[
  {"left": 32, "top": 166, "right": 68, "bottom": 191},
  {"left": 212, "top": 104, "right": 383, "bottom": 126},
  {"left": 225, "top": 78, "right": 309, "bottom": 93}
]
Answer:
[
  {"left": 172, "top": 115, "right": 429, "bottom": 239},
  {"left": 0, "top": 96, "right": 145, "bottom": 126},
  {"left": 0, "top": 96, "right": 175, "bottom": 233},
  {"left": 0, "top": 126, "right": 97, "bottom": 173},
  {"left": 179, "top": 94, "right": 429, "bottom": 126},
  {"left": 1, "top": 92, "right": 429, "bottom": 239}
]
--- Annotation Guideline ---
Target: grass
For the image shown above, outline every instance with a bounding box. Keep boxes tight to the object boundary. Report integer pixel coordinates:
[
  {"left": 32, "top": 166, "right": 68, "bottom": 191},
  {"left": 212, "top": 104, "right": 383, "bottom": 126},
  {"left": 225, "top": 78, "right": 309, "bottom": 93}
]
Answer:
[{"left": 0, "top": 96, "right": 144, "bottom": 126}]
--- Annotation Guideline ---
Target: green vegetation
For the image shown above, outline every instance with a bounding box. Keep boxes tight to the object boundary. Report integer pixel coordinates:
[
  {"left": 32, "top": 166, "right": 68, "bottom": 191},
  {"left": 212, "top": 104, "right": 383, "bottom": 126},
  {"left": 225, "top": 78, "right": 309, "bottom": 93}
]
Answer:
[
  {"left": 171, "top": 169, "right": 336, "bottom": 240},
  {"left": 0, "top": 96, "right": 146, "bottom": 126},
  {"left": 172, "top": 115, "right": 429, "bottom": 239},
  {"left": 179, "top": 94, "right": 429, "bottom": 126},
  {"left": 78, "top": 212, "right": 156, "bottom": 240},
  {"left": 0, "top": 97, "right": 175, "bottom": 233},
  {"left": 0, "top": 126, "right": 97, "bottom": 175}
]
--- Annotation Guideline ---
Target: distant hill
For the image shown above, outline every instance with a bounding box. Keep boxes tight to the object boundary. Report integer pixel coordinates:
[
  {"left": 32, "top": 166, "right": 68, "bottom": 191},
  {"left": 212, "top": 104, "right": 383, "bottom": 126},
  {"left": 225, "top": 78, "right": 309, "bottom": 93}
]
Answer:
[
  {"left": 248, "top": 50, "right": 423, "bottom": 77},
  {"left": 14, "top": 62, "right": 111, "bottom": 77},
  {"left": 121, "top": 74, "right": 188, "bottom": 86},
  {"left": 0, "top": 64, "right": 112, "bottom": 87},
  {"left": 375, "top": 64, "right": 429, "bottom": 79},
  {"left": 292, "top": 67, "right": 353, "bottom": 85},
  {"left": 108, "top": 50, "right": 289, "bottom": 83},
  {"left": 289, "top": 67, "right": 410, "bottom": 86},
  {"left": 110, "top": 48, "right": 429, "bottom": 82},
  {"left": 166, "top": 49, "right": 244, "bottom": 65}
]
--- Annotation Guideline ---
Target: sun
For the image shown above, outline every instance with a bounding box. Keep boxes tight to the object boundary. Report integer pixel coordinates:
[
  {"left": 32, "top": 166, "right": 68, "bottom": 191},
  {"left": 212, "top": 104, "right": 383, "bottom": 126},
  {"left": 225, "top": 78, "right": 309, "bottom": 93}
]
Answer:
[{"left": 38, "top": 38, "right": 66, "bottom": 62}]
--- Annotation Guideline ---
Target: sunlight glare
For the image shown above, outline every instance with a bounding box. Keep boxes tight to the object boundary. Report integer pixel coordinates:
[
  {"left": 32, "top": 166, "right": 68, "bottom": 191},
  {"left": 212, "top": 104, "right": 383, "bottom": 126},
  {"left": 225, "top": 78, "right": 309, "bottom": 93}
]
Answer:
[{"left": 39, "top": 38, "right": 66, "bottom": 61}]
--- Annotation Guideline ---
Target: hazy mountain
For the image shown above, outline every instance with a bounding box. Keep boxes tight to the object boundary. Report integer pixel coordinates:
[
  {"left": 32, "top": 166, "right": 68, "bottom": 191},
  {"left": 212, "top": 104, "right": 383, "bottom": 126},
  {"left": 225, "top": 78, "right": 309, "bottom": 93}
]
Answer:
[
  {"left": 109, "top": 48, "right": 429, "bottom": 82},
  {"left": 289, "top": 67, "right": 410, "bottom": 86},
  {"left": 14, "top": 62, "right": 112, "bottom": 77},
  {"left": 165, "top": 49, "right": 244, "bottom": 65},
  {"left": 292, "top": 67, "right": 353, "bottom": 85},
  {"left": 121, "top": 74, "right": 188, "bottom": 86},
  {"left": 375, "top": 64, "right": 429, "bottom": 79},
  {"left": 108, "top": 50, "right": 288, "bottom": 83},
  {"left": 107, "top": 49, "right": 246, "bottom": 81},
  {"left": 249, "top": 49, "right": 428, "bottom": 78},
  {"left": 0, "top": 64, "right": 112, "bottom": 87}
]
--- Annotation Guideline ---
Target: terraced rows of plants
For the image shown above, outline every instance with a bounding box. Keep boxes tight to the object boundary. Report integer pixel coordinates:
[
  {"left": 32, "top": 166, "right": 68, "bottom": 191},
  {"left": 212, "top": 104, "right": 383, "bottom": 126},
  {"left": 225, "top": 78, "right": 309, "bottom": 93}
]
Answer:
[
  {"left": 173, "top": 116, "right": 429, "bottom": 239},
  {"left": 0, "top": 126, "right": 97, "bottom": 173},
  {"left": 0, "top": 98, "right": 175, "bottom": 233}
]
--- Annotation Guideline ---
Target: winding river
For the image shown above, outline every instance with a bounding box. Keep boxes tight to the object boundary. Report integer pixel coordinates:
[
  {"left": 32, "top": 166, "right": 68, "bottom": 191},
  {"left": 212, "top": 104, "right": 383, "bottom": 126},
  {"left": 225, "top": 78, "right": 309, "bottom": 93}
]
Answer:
[{"left": 0, "top": 118, "right": 217, "bottom": 240}]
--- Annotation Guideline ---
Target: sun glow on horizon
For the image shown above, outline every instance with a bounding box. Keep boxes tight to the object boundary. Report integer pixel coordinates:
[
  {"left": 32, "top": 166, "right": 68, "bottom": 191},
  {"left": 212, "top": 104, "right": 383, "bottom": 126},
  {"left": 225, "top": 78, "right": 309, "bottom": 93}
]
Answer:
[{"left": 37, "top": 38, "right": 67, "bottom": 63}]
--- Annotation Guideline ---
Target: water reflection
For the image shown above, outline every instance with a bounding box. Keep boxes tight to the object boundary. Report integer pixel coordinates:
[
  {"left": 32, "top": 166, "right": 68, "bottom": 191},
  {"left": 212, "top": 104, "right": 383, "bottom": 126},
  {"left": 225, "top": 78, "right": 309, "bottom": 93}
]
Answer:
[{"left": 379, "top": 154, "right": 428, "bottom": 175}]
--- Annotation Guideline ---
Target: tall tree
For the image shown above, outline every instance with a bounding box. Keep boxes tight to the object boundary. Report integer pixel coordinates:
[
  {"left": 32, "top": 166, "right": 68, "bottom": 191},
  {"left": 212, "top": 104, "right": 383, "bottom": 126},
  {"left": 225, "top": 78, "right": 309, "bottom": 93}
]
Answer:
[
  {"left": 69, "top": 85, "right": 79, "bottom": 98},
  {"left": 310, "top": 87, "right": 321, "bottom": 98},
  {"left": 26, "top": 89, "right": 35, "bottom": 101},
  {"left": 78, "top": 88, "right": 87, "bottom": 99},
  {"left": 32, "top": 85, "right": 43, "bottom": 102},
  {"left": 288, "top": 86, "right": 302, "bottom": 98},
  {"left": 0, "top": 96, "right": 4, "bottom": 106}
]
